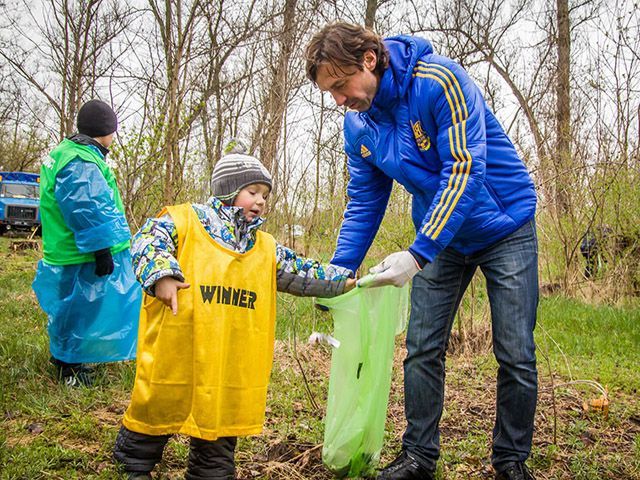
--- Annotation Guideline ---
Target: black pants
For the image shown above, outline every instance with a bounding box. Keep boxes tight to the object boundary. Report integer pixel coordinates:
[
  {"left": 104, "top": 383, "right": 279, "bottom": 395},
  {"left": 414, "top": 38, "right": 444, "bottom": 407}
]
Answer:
[{"left": 114, "top": 425, "right": 237, "bottom": 479}]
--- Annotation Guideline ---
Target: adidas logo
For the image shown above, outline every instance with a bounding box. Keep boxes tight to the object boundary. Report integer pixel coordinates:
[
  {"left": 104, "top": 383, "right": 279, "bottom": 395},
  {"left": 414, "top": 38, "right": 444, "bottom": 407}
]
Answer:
[{"left": 360, "top": 145, "right": 371, "bottom": 158}]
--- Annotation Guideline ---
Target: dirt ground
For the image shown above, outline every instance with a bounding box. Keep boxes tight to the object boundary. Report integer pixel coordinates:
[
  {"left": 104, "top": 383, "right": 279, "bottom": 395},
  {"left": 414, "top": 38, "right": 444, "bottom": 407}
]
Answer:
[
  {"left": 5, "top": 338, "right": 637, "bottom": 479},
  {"left": 227, "top": 340, "right": 640, "bottom": 479}
]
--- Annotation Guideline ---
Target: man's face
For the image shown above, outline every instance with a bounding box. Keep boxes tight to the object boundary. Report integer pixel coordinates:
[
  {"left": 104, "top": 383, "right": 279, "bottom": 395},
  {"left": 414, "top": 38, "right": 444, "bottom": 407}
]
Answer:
[{"left": 315, "top": 50, "right": 379, "bottom": 112}]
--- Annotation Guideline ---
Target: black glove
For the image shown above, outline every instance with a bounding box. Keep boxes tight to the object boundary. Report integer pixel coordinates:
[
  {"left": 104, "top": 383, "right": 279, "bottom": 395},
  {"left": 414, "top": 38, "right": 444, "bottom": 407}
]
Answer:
[{"left": 94, "top": 248, "right": 114, "bottom": 277}]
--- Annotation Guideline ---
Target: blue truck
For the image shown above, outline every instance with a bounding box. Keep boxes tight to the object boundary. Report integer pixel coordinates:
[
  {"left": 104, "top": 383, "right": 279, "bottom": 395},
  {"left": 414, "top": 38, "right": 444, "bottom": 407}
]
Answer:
[{"left": 0, "top": 171, "right": 41, "bottom": 235}]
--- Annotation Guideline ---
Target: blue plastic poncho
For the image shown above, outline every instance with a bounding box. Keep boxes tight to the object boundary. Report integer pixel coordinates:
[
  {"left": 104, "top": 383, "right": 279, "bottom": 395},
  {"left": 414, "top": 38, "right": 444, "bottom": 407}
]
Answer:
[
  {"left": 33, "top": 250, "right": 141, "bottom": 363},
  {"left": 32, "top": 159, "right": 141, "bottom": 363}
]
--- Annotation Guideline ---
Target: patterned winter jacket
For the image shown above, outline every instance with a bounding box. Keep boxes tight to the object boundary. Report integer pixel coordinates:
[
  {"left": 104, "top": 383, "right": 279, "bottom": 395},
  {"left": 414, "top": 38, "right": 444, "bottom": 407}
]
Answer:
[
  {"left": 132, "top": 197, "right": 352, "bottom": 297},
  {"left": 332, "top": 35, "right": 537, "bottom": 271}
]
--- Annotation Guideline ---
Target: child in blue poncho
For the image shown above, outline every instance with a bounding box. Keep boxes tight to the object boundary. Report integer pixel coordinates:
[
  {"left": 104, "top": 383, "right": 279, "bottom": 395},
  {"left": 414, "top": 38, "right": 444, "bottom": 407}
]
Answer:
[{"left": 32, "top": 100, "right": 141, "bottom": 387}]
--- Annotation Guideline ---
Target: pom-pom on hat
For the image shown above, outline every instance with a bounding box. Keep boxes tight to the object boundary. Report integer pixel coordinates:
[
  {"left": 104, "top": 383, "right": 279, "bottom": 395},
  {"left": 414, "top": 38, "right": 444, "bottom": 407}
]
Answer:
[
  {"left": 211, "top": 139, "right": 272, "bottom": 203},
  {"left": 76, "top": 99, "right": 118, "bottom": 137}
]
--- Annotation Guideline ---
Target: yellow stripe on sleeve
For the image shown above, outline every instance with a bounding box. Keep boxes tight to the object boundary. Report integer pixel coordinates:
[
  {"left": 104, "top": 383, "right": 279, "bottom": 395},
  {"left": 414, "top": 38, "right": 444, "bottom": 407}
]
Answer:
[
  {"left": 412, "top": 70, "right": 464, "bottom": 231},
  {"left": 417, "top": 61, "right": 469, "bottom": 119},
  {"left": 414, "top": 66, "right": 464, "bottom": 124},
  {"left": 412, "top": 62, "right": 473, "bottom": 239},
  {"left": 431, "top": 122, "right": 473, "bottom": 238}
]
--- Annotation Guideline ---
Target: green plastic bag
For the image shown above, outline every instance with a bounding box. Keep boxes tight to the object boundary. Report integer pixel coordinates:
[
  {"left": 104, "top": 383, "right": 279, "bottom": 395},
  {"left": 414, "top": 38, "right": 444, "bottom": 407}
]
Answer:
[{"left": 317, "top": 282, "right": 409, "bottom": 478}]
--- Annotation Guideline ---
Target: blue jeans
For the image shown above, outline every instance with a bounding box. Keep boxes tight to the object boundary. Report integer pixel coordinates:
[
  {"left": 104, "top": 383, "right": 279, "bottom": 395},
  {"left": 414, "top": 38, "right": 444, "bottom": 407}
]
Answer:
[{"left": 402, "top": 220, "right": 538, "bottom": 471}]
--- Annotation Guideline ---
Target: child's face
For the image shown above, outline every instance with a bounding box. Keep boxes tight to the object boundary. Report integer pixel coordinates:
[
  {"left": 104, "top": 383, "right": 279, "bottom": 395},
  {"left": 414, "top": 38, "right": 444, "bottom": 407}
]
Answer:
[{"left": 233, "top": 183, "right": 270, "bottom": 221}]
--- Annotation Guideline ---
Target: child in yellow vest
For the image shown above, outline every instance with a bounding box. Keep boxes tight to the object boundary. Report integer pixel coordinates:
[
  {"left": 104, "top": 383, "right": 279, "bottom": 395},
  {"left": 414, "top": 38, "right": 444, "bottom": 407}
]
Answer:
[{"left": 114, "top": 145, "right": 354, "bottom": 479}]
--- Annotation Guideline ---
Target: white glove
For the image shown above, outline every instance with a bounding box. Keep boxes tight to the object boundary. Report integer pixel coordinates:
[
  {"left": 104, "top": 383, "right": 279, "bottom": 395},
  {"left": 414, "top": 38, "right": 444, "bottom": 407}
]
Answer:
[
  {"left": 308, "top": 332, "right": 341, "bottom": 348},
  {"left": 357, "top": 251, "right": 421, "bottom": 288}
]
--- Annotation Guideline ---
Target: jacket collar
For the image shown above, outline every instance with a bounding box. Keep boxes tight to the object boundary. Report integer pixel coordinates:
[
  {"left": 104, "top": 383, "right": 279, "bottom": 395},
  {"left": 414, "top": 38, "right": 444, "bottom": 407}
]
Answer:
[
  {"left": 208, "top": 196, "right": 265, "bottom": 233},
  {"left": 67, "top": 133, "right": 110, "bottom": 157},
  {"left": 367, "top": 36, "right": 434, "bottom": 121},
  {"left": 368, "top": 67, "right": 399, "bottom": 121}
]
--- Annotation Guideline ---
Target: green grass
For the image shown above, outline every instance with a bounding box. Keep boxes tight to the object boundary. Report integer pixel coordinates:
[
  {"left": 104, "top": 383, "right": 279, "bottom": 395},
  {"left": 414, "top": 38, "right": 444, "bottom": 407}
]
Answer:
[
  {"left": 537, "top": 295, "right": 640, "bottom": 392},
  {"left": 1, "top": 236, "right": 639, "bottom": 479}
]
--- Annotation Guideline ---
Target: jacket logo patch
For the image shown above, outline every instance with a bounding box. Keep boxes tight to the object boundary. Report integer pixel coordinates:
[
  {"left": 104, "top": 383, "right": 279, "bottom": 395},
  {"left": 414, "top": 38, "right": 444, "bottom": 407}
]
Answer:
[
  {"left": 412, "top": 121, "right": 431, "bottom": 152},
  {"left": 360, "top": 145, "right": 372, "bottom": 158},
  {"left": 42, "top": 155, "right": 55, "bottom": 169},
  {"left": 200, "top": 285, "right": 257, "bottom": 310}
]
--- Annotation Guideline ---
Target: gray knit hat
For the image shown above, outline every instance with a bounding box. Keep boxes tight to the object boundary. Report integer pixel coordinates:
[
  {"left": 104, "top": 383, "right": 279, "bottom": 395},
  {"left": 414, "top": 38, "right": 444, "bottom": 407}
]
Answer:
[{"left": 211, "top": 141, "right": 272, "bottom": 203}]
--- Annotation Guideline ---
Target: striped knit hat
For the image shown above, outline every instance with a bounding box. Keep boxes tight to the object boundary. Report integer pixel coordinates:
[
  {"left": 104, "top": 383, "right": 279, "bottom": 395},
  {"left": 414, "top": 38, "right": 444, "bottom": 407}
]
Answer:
[{"left": 211, "top": 141, "right": 272, "bottom": 203}]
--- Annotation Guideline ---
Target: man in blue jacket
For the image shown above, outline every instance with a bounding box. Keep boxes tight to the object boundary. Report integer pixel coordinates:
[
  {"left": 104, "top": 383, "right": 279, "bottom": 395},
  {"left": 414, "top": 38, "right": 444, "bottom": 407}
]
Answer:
[{"left": 306, "top": 23, "right": 538, "bottom": 480}]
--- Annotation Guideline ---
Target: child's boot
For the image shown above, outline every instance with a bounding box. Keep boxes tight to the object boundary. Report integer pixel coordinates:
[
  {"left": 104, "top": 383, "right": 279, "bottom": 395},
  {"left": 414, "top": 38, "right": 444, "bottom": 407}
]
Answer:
[
  {"left": 50, "top": 357, "right": 95, "bottom": 387},
  {"left": 127, "top": 473, "right": 152, "bottom": 480},
  {"left": 186, "top": 436, "right": 237, "bottom": 479},
  {"left": 113, "top": 426, "right": 170, "bottom": 478}
]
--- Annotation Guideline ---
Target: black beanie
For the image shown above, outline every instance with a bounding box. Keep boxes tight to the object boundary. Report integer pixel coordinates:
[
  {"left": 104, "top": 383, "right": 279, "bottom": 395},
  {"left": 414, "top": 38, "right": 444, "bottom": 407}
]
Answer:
[{"left": 76, "top": 99, "right": 118, "bottom": 137}]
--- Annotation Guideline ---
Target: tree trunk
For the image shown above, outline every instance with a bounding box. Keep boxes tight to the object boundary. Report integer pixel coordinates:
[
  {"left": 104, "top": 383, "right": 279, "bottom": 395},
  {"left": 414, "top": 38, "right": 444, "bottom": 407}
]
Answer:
[
  {"left": 259, "top": 0, "right": 297, "bottom": 172},
  {"left": 556, "top": 0, "right": 571, "bottom": 214},
  {"left": 364, "top": 0, "right": 378, "bottom": 28}
]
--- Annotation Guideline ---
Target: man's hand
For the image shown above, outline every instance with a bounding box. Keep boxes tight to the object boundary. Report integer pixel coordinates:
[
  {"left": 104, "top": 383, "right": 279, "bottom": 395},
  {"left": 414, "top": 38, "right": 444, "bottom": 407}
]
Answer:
[
  {"left": 94, "top": 248, "right": 114, "bottom": 277},
  {"left": 357, "top": 251, "right": 421, "bottom": 288},
  {"left": 154, "top": 277, "right": 191, "bottom": 315}
]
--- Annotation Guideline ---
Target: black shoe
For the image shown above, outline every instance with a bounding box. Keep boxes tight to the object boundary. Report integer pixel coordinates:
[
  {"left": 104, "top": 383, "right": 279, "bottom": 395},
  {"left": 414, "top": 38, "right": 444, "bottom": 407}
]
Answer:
[
  {"left": 495, "top": 462, "right": 535, "bottom": 480},
  {"left": 50, "top": 357, "right": 95, "bottom": 387},
  {"left": 377, "top": 451, "right": 435, "bottom": 480},
  {"left": 127, "top": 473, "right": 152, "bottom": 480}
]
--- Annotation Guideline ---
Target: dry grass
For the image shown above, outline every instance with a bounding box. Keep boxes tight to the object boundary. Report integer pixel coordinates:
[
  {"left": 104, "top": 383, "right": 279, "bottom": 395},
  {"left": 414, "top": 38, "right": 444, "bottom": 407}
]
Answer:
[
  {"left": 1, "top": 240, "right": 638, "bottom": 479},
  {"left": 231, "top": 339, "right": 640, "bottom": 479},
  {"left": 2, "top": 336, "right": 639, "bottom": 479}
]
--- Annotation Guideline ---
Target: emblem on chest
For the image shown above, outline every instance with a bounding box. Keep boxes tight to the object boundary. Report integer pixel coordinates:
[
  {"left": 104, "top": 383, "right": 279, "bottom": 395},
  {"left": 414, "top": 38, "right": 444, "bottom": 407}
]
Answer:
[
  {"left": 412, "top": 121, "right": 431, "bottom": 152},
  {"left": 360, "top": 144, "right": 372, "bottom": 158}
]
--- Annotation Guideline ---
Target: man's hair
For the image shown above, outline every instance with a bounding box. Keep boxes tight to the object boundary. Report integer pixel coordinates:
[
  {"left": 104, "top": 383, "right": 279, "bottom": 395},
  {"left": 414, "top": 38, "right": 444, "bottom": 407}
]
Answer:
[{"left": 305, "top": 22, "right": 389, "bottom": 83}]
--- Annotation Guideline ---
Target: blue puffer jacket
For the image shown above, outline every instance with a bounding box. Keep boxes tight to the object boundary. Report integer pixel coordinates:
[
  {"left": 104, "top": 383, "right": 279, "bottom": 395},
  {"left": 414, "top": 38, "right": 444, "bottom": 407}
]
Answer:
[{"left": 331, "top": 35, "right": 536, "bottom": 272}]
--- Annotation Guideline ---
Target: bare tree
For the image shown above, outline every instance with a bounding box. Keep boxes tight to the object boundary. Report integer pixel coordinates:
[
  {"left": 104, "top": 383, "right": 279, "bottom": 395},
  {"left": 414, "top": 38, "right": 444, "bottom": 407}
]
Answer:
[
  {"left": 0, "top": 0, "right": 135, "bottom": 139},
  {"left": 121, "top": 0, "right": 272, "bottom": 205},
  {"left": 146, "top": 0, "right": 203, "bottom": 203},
  {"left": 555, "top": 0, "right": 571, "bottom": 213},
  {"left": 364, "top": 0, "right": 378, "bottom": 28},
  {"left": 255, "top": 0, "right": 298, "bottom": 172}
]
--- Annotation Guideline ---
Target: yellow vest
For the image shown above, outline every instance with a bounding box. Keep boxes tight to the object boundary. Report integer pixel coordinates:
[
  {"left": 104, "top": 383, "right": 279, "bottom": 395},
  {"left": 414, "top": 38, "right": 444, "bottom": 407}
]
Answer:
[{"left": 123, "top": 203, "right": 277, "bottom": 440}]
